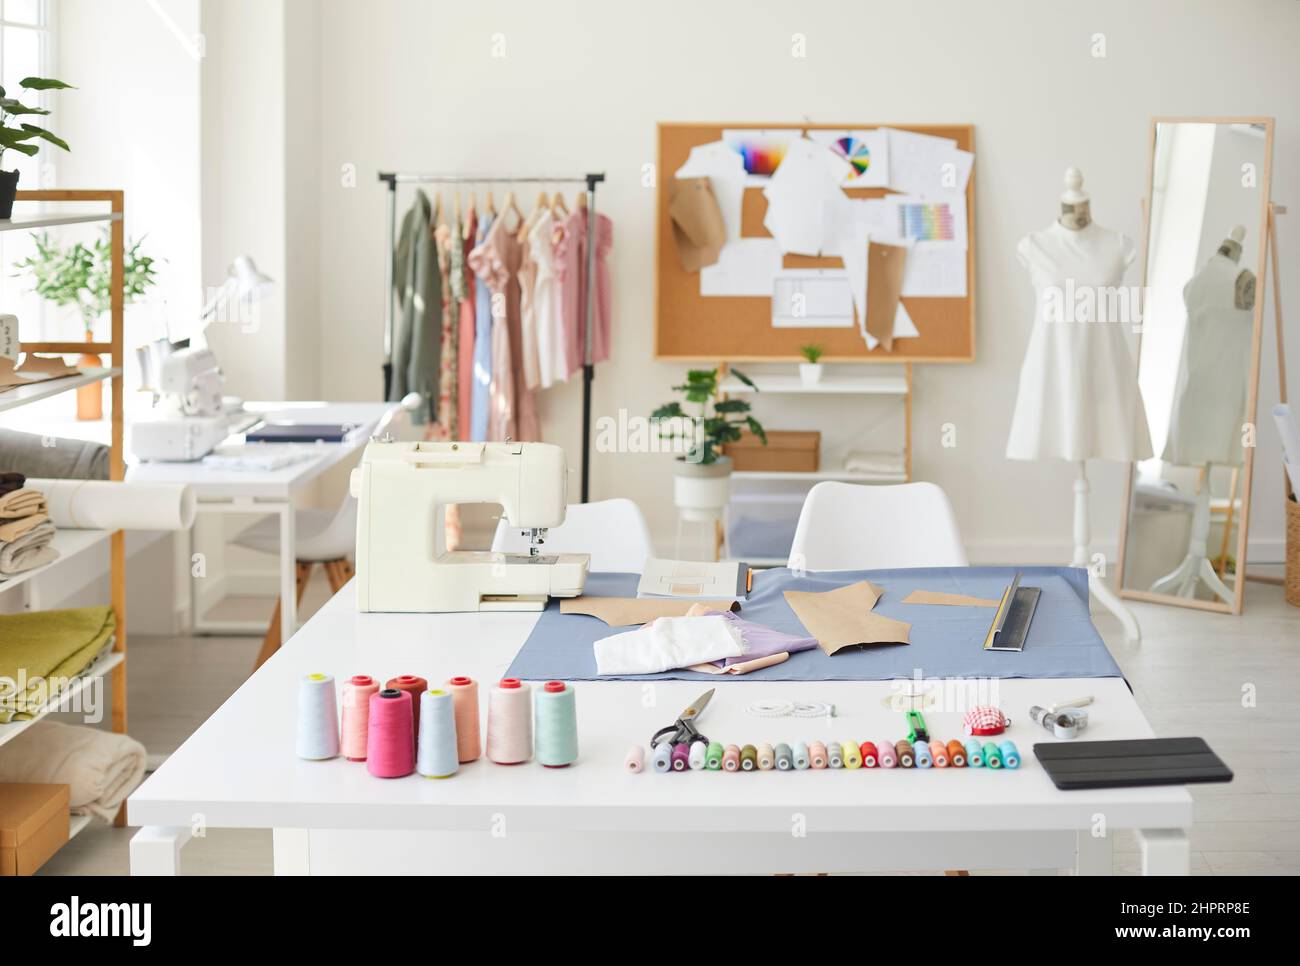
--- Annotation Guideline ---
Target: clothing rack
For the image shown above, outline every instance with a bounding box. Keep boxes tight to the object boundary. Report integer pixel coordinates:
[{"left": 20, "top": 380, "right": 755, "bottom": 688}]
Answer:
[{"left": 379, "top": 171, "right": 606, "bottom": 502}]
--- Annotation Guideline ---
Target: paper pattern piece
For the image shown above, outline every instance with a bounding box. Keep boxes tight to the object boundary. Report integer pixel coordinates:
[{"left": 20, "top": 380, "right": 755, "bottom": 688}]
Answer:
[
  {"left": 0, "top": 354, "right": 79, "bottom": 392},
  {"left": 772, "top": 270, "right": 854, "bottom": 328},
  {"left": 668, "top": 177, "right": 727, "bottom": 271},
  {"left": 902, "top": 589, "right": 1001, "bottom": 608},
  {"left": 675, "top": 141, "right": 746, "bottom": 243},
  {"left": 784, "top": 580, "right": 911, "bottom": 656},
  {"left": 700, "top": 238, "right": 782, "bottom": 297},
  {"left": 881, "top": 128, "right": 971, "bottom": 197},
  {"left": 722, "top": 128, "right": 803, "bottom": 185},
  {"left": 637, "top": 558, "right": 746, "bottom": 598},
  {"left": 807, "top": 129, "right": 891, "bottom": 188},
  {"left": 762, "top": 137, "right": 848, "bottom": 255},
  {"left": 561, "top": 596, "right": 740, "bottom": 626},
  {"left": 865, "top": 243, "right": 909, "bottom": 351}
]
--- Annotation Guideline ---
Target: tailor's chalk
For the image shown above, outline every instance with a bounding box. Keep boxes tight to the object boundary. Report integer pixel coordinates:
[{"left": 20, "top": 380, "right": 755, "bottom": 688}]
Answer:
[
  {"left": 947, "top": 739, "right": 967, "bottom": 767},
  {"left": 983, "top": 742, "right": 1003, "bottom": 769},
  {"left": 999, "top": 740, "right": 1020, "bottom": 769},
  {"left": 843, "top": 741, "right": 862, "bottom": 769},
  {"left": 895, "top": 740, "right": 914, "bottom": 767},
  {"left": 625, "top": 745, "right": 645, "bottom": 772},
  {"left": 914, "top": 739, "right": 933, "bottom": 768},
  {"left": 689, "top": 739, "right": 708, "bottom": 770},
  {"left": 965, "top": 737, "right": 984, "bottom": 767},
  {"left": 860, "top": 741, "right": 878, "bottom": 768},
  {"left": 930, "top": 739, "right": 949, "bottom": 767},
  {"left": 652, "top": 742, "right": 673, "bottom": 773},
  {"left": 775, "top": 742, "right": 794, "bottom": 770},
  {"left": 706, "top": 740, "right": 724, "bottom": 770},
  {"left": 671, "top": 742, "right": 691, "bottom": 771},
  {"left": 809, "top": 740, "right": 828, "bottom": 769},
  {"left": 827, "top": 742, "right": 844, "bottom": 768},
  {"left": 723, "top": 744, "right": 741, "bottom": 771},
  {"left": 877, "top": 739, "right": 897, "bottom": 768},
  {"left": 793, "top": 741, "right": 810, "bottom": 770},
  {"left": 757, "top": 742, "right": 775, "bottom": 770},
  {"left": 740, "top": 744, "right": 758, "bottom": 771}
]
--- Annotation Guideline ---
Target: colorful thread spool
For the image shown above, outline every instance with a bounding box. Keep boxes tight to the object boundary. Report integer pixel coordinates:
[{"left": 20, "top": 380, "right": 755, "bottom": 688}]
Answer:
[
  {"left": 965, "top": 737, "right": 984, "bottom": 767},
  {"left": 671, "top": 742, "right": 691, "bottom": 771},
  {"left": 417, "top": 690, "right": 459, "bottom": 778},
  {"left": 999, "top": 740, "right": 1020, "bottom": 769},
  {"left": 296, "top": 673, "right": 340, "bottom": 761},
  {"left": 706, "top": 741, "right": 725, "bottom": 770},
  {"left": 446, "top": 676, "right": 482, "bottom": 763},
  {"left": 895, "top": 740, "right": 914, "bottom": 767},
  {"left": 534, "top": 680, "right": 579, "bottom": 767},
  {"left": 757, "top": 743, "right": 776, "bottom": 770},
  {"left": 366, "top": 688, "right": 414, "bottom": 778},
  {"left": 385, "top": 675, "right": 428, "bottom": 745},
  {"left": 983, "top": 741, "right": 1002, "bottom": 769},
  {"left": 625, "top": 746, "right": 645, "bottom": 772},
  {"left": 652, "top": 742, "right": 673, "bottom": 772},
  {"left": 723, "top": 744, "right": 741, "bottom": 771},
  {"left": 914, "top": 739, "right": 932, "bottom": 768},
  {"left": 689, "top": 739, "right": 708, "bottom": 770},
  {"left": 947, "top": 739, "right": 967, "bottom": 767},
  {"left": 842, "top": 741, "right": 862, "bottom": 769},
  {"left": 340, "top": 674, "right": 378, "bottom": 761},
  {"left": 486, "top": 678, "right": 533, "bottom": 764},
  {"left": 809, "top": 740, "right": 828, "bottom": 769},
  {"left": 930, "top": 739, "right": 949, "bottom": 767},
  {"left": 827, "top": 742, "right": 844, "bottom": 768},
  {"left": 740, "top": 744, "right": 758, "bottom": 771},
  {"left": 877, "top": 738, "right": 897, "bottom": 768},
  {"left": 793, "top": 741, "right": 810, "bottom": 769},
  {"left": 775, "top": 743, "right": 794, "bottom": 770},
  {"left": 860, "top": 741, "right": 878, "bottom": 768}
]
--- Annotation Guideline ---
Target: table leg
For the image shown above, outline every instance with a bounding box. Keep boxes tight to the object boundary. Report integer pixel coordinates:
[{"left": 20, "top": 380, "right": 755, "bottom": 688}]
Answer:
[
  {"left": 129, "top": 826, "right": 192, "bottom": 876},
  {"left": 273, "top": 828, "right": 310, "bottom": 875},
  {"left": 1138, "top": 829, "right": 1190, "bottom": 875},
  {"left": 1075, "top": 829, "right": 1114, "bottom": 875},
  {"left": 278, "top": 504, "right": 296, "bottom": 644}
]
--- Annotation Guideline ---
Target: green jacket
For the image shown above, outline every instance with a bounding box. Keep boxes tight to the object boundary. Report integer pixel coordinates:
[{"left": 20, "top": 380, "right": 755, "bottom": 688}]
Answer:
[{"left": 390, "top": 190, "right": 441, "bottom": 422}]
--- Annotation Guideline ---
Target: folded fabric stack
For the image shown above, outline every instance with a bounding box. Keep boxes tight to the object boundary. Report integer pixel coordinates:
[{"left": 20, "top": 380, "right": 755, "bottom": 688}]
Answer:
[
  {"left": 0, "top": 606, "right": 116, "bottom": 722},
  {"left": 0, "top": 481, "right": 58, "bottom": 576},
  {"left": 0, "top": 720, "right": 146, "bottom": 824}
]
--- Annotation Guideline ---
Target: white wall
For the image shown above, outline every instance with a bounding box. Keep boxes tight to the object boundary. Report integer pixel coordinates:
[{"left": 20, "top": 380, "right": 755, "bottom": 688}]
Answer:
[{"left": 306, "top": 0, "right": 1300, "bottom": 564}]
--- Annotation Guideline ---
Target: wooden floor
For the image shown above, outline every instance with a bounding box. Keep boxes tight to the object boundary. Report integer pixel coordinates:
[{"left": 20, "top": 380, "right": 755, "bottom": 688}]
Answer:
[{"left": 37, "top": 575, "right": 1300, "bottom": 876}]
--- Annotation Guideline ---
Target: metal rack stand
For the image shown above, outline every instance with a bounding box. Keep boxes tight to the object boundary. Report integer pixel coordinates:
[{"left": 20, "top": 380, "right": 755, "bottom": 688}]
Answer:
[{"left": 378, "top": 171, "right": 605, "bottom": 501}]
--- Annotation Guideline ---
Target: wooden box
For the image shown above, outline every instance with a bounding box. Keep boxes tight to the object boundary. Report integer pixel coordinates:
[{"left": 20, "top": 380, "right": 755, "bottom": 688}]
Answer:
[
  {"left": 0, "top": 783, "right": 69, "bottom": 876},
  {"left": 725, "top": 430, "right": 820, "bottom": 473}
]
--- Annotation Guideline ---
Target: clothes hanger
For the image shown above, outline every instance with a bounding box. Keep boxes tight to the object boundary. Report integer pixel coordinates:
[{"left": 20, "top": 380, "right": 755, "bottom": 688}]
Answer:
[
  {"left": 575, "top": 189, "right": 588, "bottom": 210},
  {"left": 519, "top": 190, "right": 550, "bottom": 242},
  {"left": 503, "top": 189, "right": 525, "bottom": 226},
  {"left": 551, "top": 191, "right": 569, "bottom": 217},
  {"left": 485, "top": 190, "right": 497, "bottom": 216},
  {"left": 463, "top": 190, "right": 477, "bottom": 239}
]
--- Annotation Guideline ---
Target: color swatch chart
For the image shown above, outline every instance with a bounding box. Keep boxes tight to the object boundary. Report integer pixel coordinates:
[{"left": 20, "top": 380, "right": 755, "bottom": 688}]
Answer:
[{"left": 898, "top": 201, "right": 956, "bottom": 242}]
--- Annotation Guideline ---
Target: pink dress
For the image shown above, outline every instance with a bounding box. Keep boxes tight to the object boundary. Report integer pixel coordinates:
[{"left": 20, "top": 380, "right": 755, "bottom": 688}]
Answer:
[
  {"left": 555, "top": 209, "right": 613, "bottom": 379},
  {"left": 456, "top": 212, "right": 477, "bottom": 437}
]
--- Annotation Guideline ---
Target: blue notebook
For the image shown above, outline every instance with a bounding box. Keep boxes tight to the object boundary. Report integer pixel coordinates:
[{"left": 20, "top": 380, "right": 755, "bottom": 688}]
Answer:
[{"left": 245, "top": 423, "right": 352, "bottom": 444}]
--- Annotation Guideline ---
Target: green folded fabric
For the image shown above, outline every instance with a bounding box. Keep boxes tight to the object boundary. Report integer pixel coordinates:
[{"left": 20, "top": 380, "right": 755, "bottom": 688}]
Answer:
[{"left": 0, "top": 606, "right": 116, "bottom": 722}]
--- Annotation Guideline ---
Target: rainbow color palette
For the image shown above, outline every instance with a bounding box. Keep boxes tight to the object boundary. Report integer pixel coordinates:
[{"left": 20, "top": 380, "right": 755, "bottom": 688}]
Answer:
[{"left": 898, "top": 201, "right": 956, "bottom": 242}]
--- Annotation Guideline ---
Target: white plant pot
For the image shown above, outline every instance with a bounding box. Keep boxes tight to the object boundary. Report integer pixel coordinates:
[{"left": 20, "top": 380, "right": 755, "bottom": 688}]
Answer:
[
  {"left": 672, "top": 456, "right": 732, "bottom": 523},
  {"left": 799, "top": 363, "right": 824, "bottom": 386}
]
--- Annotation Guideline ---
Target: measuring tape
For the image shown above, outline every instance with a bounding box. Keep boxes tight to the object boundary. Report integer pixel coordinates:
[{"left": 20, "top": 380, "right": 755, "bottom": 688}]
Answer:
[{"left": 1029, "top": 705, "right": 1089, "bottom": 739}]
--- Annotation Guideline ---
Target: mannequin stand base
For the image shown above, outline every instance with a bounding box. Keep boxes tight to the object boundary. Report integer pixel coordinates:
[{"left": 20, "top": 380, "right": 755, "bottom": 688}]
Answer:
[
  {"left": 1150, "top": 553, "right": 1234, "bottom": 604},
  {"left": 1086, "top": 574, "right": 1142, "bottom": 643}
]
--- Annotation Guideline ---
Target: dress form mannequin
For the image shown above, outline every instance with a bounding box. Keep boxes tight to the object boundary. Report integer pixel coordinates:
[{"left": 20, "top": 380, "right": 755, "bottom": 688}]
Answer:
[
  {"left": 1152, "top": 226, "right": 1255, "bottom": 603},
  {"left": 1007, "top": 167, "right": 1148, "bottom": 641}
]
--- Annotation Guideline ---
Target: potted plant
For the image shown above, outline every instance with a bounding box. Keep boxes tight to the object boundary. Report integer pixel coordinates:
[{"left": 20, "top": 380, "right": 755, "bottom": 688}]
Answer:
[
  {"left": 15, "top": 230, "right": 159, "bottom": 419},
  {"left": 652, "top": 368, "right": 766, "bottom": 521},
  {"left": 0, "top": 77, "right": 73, "bottom": 218},
  {"left": 799, "top": 343, "right": 825, "bottom": 386}
]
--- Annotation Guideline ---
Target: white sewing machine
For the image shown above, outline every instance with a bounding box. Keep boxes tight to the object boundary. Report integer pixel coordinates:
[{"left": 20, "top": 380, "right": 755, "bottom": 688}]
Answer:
[
  {"left": 351, "top": 439, "right": 589, "bottom": 613},
  {"left": 130, "top": 346, "right": 231, "bottom": 462}
]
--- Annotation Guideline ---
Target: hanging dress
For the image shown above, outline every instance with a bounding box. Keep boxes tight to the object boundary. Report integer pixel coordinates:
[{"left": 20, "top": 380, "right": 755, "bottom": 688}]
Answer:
[
  {"left": 555, "top": 208, "right": 614, "bottom": 380},
  {"left": 456, "top": 211, "right": 477, "bottom": 438},
  {"left": 468, "top": 213, "right": 494, "bottom": 442},
  {"left": 432, "top": 220, "right": 459, "bottom": 440}
]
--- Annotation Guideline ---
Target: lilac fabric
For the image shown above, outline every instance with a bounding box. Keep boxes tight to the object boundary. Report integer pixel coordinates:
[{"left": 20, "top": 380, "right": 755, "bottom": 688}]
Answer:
[{"left": 709, "top": 610, "right": 818, "bottom": 667}]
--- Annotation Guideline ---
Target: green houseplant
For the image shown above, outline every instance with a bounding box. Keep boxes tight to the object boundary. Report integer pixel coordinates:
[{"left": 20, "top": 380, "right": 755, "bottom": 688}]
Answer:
[
  {"left": 0, "top": 76, "right": 73, "bottom": 218},
  {"left": 799, "top": 343, "right": 824, "bottom": 386},
  {"left": 652, "top": 367, "right": 767, "bottom": 521}
]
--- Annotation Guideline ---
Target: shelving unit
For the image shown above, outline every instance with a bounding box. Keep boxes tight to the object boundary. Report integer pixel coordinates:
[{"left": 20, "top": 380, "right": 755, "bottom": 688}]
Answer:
[{"left": 0, "top": 190, "right": 127, "bottom": 833}]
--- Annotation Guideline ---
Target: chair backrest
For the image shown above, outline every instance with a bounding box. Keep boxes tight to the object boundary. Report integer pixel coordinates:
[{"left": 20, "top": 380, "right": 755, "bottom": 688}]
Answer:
[
  {"left": 788, "top": 481, "right": 968, "bottom": 571},
  {"left": 491, "top": 497, "right": 654, "bottom": 573}
]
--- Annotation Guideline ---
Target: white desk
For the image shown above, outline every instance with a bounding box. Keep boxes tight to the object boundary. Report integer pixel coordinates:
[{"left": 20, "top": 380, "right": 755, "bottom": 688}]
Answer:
[
  {"left": 127, "top": 586, "right": 1194, "bottom": 876},
  {"left": 126, "top": 402, "right": 394, "bottom": 641}
]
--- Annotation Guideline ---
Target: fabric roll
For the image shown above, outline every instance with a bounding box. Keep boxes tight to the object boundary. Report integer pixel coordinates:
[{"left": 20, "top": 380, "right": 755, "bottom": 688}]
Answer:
[
  {"left": 0, "top": 429, "right": 109, "bottom": 480},
  {"left": 0, "top": 720, "right": 145, "bottom": 823}
]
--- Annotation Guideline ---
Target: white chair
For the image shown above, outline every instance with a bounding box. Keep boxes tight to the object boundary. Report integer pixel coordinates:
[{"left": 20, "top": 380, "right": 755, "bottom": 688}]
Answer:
[
  {"left": 235, "top": 495, "right": 357, "bottom": 670},
  {"left": 491, "top": 498, "right": 654, "bottom": 573},
  {"left": 788, "top": 481, "right": 967, "bottom": 571}
]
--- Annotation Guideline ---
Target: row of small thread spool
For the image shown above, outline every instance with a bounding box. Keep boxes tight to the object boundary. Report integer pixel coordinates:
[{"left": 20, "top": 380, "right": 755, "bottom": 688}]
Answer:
[
  {"left": 296, "top": 673, "right": 579, "bottom": 776},
  {"left": 628, "top": 737, "right": 1021, "bottom": 773}
]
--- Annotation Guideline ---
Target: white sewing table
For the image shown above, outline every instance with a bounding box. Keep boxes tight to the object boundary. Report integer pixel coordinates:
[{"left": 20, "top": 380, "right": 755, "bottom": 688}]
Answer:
[
  {"left": 126, "top": 401, "right": 395, "bottom": 641},
  {"left": 127, "top": 586, "right": 1192, "bottom": 875}
]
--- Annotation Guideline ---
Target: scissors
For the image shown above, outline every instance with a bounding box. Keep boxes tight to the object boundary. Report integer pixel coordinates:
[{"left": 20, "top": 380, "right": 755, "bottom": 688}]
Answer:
[{"left": 650, "top": 688, "right": 714, "bottom": 749}]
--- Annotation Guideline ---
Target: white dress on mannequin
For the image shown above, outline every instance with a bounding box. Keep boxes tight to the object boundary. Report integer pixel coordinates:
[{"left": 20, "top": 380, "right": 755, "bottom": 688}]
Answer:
[
  {"left": 1161, "top": 253, "right": 1253, "bottom": 467},
  {"left": 1006, "top": 221, "right": 1153, "bottom": 462}
]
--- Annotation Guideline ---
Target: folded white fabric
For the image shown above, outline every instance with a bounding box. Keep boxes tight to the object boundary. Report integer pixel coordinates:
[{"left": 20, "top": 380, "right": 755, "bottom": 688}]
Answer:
[
  {"left": 0, "top": 719, "right": 146, "bottom": 823},
  {"left": 594, "top": 615, "right": 746, "bottom": 676}
]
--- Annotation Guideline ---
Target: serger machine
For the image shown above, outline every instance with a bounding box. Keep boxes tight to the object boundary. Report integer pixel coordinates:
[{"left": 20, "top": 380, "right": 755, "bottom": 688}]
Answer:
[{"left": 352, "top": 440, "right": 589, "bottom": 612}]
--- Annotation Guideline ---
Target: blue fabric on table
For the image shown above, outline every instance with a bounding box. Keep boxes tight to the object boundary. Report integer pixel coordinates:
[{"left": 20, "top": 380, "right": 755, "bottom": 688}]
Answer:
[{"left": 504, "top": 566, "right": 1122, "bottom": 683}]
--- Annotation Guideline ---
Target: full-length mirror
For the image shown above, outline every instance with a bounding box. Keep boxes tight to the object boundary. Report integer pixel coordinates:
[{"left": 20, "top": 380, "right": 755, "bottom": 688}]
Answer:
[{"left": 1119, "top": 117, "right": 1273, "bottom": 613}]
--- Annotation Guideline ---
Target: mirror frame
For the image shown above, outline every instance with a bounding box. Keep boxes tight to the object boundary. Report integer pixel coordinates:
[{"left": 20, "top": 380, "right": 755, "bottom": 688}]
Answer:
[{"left": 1117, "top": 116, "right": 1275, "bottom": 614}]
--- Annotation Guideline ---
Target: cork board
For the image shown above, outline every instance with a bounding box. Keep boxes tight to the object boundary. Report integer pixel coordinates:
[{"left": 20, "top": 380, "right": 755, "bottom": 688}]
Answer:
[{"left": 656, "top": 122, "right": 975, "bottom": 362}]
